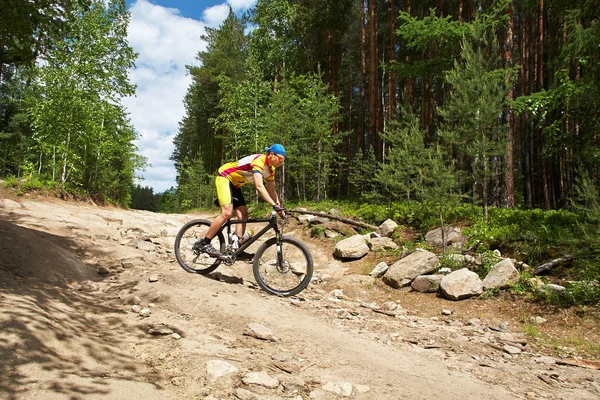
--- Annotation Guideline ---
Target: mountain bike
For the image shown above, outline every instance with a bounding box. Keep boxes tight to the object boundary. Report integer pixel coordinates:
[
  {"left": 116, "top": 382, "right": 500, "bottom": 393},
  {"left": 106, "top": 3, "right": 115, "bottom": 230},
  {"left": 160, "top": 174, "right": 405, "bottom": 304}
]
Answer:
[{"left": 174, "top": 210, "right": 313, "bottom": 297}]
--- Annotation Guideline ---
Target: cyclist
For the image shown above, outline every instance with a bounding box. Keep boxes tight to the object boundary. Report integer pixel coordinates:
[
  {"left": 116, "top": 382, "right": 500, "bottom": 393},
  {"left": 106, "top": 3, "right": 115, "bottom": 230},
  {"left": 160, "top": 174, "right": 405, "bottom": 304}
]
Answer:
[{"left": 195, "top": 144, "right": 286, "bottom": 258}]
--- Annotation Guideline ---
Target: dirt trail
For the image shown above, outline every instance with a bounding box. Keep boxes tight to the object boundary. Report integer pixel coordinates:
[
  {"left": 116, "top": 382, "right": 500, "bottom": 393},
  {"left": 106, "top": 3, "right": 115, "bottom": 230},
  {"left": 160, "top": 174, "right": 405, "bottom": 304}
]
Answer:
[{"left": 1, "top": 196, "right": 598, "bottom": 400}]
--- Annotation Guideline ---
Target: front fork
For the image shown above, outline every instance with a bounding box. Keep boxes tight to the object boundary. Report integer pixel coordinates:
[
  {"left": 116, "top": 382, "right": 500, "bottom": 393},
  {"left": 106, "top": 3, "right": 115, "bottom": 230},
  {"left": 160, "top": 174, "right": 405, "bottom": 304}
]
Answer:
[{"left": 276, "top": 231, "right": 284, "bottom": 267}]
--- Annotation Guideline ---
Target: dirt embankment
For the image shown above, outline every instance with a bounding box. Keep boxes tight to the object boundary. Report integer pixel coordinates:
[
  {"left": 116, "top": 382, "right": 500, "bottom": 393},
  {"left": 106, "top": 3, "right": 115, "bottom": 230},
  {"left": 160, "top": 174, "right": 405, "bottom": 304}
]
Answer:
[{"left": 0, "top": 193, "right": 598, "bottom": 400}]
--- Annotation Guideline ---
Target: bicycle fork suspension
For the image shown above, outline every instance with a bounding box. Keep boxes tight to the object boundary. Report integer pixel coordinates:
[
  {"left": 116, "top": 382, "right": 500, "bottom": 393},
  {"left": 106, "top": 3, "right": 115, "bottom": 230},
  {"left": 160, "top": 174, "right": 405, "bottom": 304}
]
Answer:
[{"left": 276, "top": 233, "right": 284, "bottom": 267}]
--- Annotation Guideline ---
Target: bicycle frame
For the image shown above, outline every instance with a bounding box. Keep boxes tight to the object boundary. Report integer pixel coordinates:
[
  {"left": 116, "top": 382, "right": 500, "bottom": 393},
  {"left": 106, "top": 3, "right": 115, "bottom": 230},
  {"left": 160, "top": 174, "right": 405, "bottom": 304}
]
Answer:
[{"left": 218, "top": 211, "right": 282, "bottom": 260}]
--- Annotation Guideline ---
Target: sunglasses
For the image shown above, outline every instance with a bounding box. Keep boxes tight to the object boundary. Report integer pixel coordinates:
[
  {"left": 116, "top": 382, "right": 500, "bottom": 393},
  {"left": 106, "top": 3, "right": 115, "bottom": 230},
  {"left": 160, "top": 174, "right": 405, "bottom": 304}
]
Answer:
[{"left": 275, "top": 154, "right": 285, "bottom": 163}]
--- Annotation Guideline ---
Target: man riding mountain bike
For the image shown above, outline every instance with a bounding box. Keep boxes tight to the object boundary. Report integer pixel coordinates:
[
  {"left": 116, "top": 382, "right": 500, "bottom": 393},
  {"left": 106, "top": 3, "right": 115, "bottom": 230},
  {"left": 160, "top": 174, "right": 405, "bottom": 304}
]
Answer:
[{"left": 195, "top": 144, "right": 287, "bottom": 258}]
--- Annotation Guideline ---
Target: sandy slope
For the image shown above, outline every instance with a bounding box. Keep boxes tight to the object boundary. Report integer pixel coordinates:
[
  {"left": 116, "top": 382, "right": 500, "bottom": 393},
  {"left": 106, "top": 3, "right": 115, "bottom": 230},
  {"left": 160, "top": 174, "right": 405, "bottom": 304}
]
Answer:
[{"left": 1, "top": 196, "right": 598, "bottom": 400}]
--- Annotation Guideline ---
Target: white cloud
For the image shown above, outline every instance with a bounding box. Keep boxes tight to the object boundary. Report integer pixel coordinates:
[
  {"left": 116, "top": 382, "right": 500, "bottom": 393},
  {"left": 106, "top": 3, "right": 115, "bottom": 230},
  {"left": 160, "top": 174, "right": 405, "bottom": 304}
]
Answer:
[
  {"left": 227, "top": 0, "right": 257, "bottom": 12},
  {"left": 203, "top": 4, "right": 231, "bottom": 28},
  {"left": 124, "top": 0, "right": 257, "bottom": 193}
]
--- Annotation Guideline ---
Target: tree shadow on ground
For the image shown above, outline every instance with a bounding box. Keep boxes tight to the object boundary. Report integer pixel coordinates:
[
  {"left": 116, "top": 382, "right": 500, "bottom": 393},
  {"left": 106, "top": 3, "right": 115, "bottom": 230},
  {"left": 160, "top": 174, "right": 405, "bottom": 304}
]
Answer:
[{"left": 0, "top": 218, "right": 164, "bottom": 399}]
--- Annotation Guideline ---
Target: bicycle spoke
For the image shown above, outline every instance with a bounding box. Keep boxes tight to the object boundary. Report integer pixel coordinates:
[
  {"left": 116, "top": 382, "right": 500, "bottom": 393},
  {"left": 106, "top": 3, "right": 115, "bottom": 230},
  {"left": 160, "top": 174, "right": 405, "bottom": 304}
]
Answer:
[
  {"left": 254, "top": 237, "right": 313, "bottom": 296},
  {"left": 174, "top": 220, "right": 222, "bottom": 274}
]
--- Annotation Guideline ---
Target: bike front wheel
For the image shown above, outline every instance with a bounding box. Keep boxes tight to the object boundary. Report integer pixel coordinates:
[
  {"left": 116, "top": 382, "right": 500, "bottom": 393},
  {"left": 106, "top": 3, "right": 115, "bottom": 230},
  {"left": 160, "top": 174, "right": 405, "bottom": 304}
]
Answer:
[
  {"left": 253, "top": 236, "right": 313, "bottom": 296},
  {"left": 174, "top": 219, "right": 225, "bottom": 275}
]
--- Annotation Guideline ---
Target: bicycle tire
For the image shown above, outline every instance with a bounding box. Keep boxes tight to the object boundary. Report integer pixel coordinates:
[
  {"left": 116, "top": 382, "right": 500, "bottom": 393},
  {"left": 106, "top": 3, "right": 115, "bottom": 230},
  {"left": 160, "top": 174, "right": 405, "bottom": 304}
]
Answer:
[
  {"left": 253, "top": 236, "right": 313, "bottom": 296},
  {"left": 174, "top": 219, "right": 225, "bottom": 275}
]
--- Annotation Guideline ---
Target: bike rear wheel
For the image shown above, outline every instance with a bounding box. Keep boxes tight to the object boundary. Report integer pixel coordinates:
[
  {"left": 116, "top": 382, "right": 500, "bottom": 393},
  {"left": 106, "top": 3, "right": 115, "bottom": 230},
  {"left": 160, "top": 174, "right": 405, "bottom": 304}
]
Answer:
[
  {"left": 174, "top": 219, "right": 225, "bottom": 275},
  {"left": 253, "top": 236, "right": 313, "bottom": 296}
]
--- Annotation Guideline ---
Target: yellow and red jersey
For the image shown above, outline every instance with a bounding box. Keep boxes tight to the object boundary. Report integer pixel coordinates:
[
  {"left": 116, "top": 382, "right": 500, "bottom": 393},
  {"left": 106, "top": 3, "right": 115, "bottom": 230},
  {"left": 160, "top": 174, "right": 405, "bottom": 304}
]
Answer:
[{"left": 218, "top": 154, "right": 275, "bottom": 188}]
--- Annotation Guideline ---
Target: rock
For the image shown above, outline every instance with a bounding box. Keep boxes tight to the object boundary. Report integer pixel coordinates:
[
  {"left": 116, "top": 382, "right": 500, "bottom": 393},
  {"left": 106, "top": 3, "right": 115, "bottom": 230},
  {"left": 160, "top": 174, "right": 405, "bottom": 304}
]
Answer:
[
  {"left": 411, "top": 275, "right": 443, "bottom": 293},
  {"left": 333, "top": 234, "right": 369, "bottom": 259},
  {"left": 442, "top": 309, "right": 452, "bottom": 315},
  {"left": 437, "top": 267, "right": 452, "bottom": 275},
  {"left": 482, "top": 258, "right": 519, "bottom": 290},
  {"left": 324, "top": 229, "right": 339, "bottom": 238},
  {"left": 322, "top": 381, "right": 353, "bottom": 397},
  {"left": 382, "top": 249, "right": 439, "bottom": 288},
  {"left": 298, "top": 214, "right": 316, "bottom": 224},
  {"left": 148, "top": 274, "right": 159, "bottom": 282},
  {"left": 242, "top": 371, "right": 279, "bottom": 389},
  {"left": 206, "top": 360, "right": 238, "bottom": 382},
  {"left": 544, "top": 284, "right": 566, "bottom": 292},
  {"left": 148, "top": 325, "right": 174, "bottom": 335},
  {"left": 378, "top": 219, "right": 398, "bottom": 237},
  {"left": 424, "top": 227, "right": 466, "bottom": 248},
  {"left": 440, "top": 268, "right": 483, "bottom": 300},
  {"left": 97, "top": 266, "right": 111, "bottom": 276},
  {"left": 244, "top": 323, "right": 276, "bottom": 341},
  {"left": 136, "top": 241, "right": 155, "bottom": 252},
  {"left": 235, "top": 388, "right": 259, "bottom": 400},
  {"left": 502, "top": 344, "right": 522, "bottom": 355},
  {"left": 530, "top": 316, "right": 547, "bottom": 324},
  {"left": 330, "top": 289, "right": 344, "bottom": 299},
  {"left": 139, "top": 308, "right": 151, "bottom": 318},
  {"left": 369, "top": 262, "right": 389, "bottom": 277},
  {"left": 170, "top": 376, "right": 184, "bottom": 386},
  {"left": 0, "top": 199, "right": 22, "bottom": 209},
  {"left": 367, "top": 237, "right": 399, "bottom": 252}
]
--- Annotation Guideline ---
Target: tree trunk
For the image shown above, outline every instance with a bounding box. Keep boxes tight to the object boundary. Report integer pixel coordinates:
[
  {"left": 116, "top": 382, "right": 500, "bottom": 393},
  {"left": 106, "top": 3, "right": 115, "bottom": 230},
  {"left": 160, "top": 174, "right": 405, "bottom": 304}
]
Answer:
[
  {"left": 503, "top": 1, "right": 515, "bottom": 208},
  {"left": 61, "top": 110, "right": 74, "bottom": 187},
  {"left": 388, "top": 0, "right": 396, "bottom": 122},
  {"left": 291, "top": 209, "right": 378, "bottom": 231},
  {"left": 359, "top": 0, "right": 367, "bottom": 155},
  {"left": 368, "top": 0, "right": 379, "bottom": 159}
]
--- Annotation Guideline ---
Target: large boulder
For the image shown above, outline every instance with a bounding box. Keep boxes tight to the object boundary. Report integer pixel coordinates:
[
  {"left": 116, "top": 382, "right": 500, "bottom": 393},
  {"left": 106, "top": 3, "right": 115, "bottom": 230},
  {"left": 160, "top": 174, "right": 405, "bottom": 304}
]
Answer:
[
  {"left": 425, "top": 227, "right": 466, "bottom": 248},
  {"left": 378, "top": 219, "right": 398, "bottom": 237},
  {"left": 333, "top": 234, "right": 369, "bottom": 259},
  {"left": 483, "top": 259, "right": 519, "bottom": 290},
  {"left": 382, "top": 249, "right": 439, "bottom": 288},
  {"left": 440, "top": 268, "right": 483, "bottom": 300},
  {"left": 367, "top": 237, "right": 399, "bottom": 252},
  {"left": 411, "top": 275, "right": 443, "bottom": 293}
]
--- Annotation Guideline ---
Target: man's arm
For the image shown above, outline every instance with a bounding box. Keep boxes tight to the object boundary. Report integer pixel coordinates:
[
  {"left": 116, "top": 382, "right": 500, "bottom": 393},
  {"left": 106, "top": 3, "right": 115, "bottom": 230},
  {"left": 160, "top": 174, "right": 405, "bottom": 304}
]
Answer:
[
  {"left": 253, "top": 173, "right": 278, "bottom": 206},
  {"left": 266, "top": 180, "right": 280, "bottom": 206}
]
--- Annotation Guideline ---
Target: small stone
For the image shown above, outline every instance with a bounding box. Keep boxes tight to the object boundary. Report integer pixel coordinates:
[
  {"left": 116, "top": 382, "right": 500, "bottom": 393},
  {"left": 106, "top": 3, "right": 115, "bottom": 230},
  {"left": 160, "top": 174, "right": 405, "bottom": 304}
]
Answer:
[
  {"left": 139, "top": 308, "right": 151, "bottom": 318},
  {"left": 148, "top": 326, "right": 173, "bottom": 335},
  {"left": 503, "top": 344, "right": 522, "bottom": 355},
  {"left": 244, "top": 323, "right": 276, "bottom": 341},
  {"left": 322, "top": 381, "right": 353, "bottom": 397},
  {"left": 206, "top": 360, "right": 238, "bottom": 382},
  {"left": 131, "top": 305, "right": 142, "bottom": 313},
  {"left": 149, "top": 274, "right": 159, "bottom": 282},
  {"left": 235, "top": 388, "right": 259, "bottom": 400},
  {"left": 242, "top": 371, "right": 279, "bottom": 389},
  {"left": 171, "top": 333, "right": 181, "bottom": 340},
  {"left": 97, "top": 266, "right": 111, "bottom": 276},
  {"left": 442, "top": 309, "right": 452, "bottom": 316},
  {"left": 530, "top": 316, "right": 547, "bottom": 324},
  {"left": 170, "top": 376, "right": 184, "bottom": 386},
  {"left": 369, "top": 262, "right": 389, "bottom": 277}
]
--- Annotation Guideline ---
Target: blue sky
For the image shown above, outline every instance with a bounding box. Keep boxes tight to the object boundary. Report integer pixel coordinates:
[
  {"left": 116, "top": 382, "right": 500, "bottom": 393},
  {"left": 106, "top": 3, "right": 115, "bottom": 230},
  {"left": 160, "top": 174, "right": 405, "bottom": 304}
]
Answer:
[{"left": 122, "top": 0, "right": 257, "bottom": 193}]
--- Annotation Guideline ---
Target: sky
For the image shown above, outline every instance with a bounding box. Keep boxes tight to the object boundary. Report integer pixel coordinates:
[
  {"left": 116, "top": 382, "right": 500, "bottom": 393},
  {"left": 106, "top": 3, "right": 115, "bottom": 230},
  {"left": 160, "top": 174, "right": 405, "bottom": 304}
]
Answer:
[{"left": 122, "top": 0, "right": 257, "bottom": 193}]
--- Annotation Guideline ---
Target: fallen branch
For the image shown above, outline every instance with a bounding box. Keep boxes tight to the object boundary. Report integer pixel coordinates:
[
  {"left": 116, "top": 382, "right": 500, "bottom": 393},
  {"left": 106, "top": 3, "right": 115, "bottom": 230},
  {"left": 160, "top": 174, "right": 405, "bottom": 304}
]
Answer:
[
  {"left": 556, "top": 358, "right": 600, "bottom": 370},
  {"left": 534, "top": 256, "right": 573, "bottom": 275},
  {"left": 290, "top": 209, "right": 379, "bottom": 231}
]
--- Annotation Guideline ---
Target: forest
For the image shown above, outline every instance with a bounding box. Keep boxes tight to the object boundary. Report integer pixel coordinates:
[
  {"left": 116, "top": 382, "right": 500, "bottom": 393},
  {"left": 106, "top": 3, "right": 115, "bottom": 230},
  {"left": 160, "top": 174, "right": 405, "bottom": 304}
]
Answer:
[
  {"left": 2, "top": 0, "right": 598, "bottom": 210},
  {"left": 168, "top": 0, "right": 599, "bottom": 216},
  {"left": 0, "top": 0, "right": 140, "bottom": 203}
]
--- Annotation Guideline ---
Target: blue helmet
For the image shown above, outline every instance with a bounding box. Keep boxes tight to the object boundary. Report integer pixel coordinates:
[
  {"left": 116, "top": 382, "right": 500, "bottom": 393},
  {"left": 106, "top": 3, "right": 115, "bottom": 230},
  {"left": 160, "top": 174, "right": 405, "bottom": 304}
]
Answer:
[{"left": 266, "top": 144, "right": 286, "bottom": 157}]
